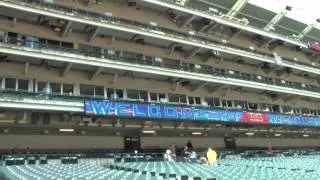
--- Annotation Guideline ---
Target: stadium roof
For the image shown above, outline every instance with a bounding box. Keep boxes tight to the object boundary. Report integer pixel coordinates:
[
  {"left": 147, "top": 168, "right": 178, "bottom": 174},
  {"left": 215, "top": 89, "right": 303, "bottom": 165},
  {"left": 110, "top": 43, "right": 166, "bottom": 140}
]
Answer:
[{"left": 188, "top": 0, "right": 320, "bottom": 43}]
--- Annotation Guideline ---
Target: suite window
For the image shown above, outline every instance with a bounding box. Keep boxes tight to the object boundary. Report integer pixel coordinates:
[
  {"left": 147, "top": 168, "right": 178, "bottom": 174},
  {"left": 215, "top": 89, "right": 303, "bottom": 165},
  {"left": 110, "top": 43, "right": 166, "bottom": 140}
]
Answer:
[
  {"left": 213, "top": 98, "right": 221, "bottom": 107},
  {"left": 168, "top": 93, "right": 180, "bottom": 103},
  {"left": 17, "top": 79, "right": 29, "bottom": 91},
  {"left": 301, "top": 108, "right": 310, "bottom": 115},
  {"left": 51, "top": 82, "right": 61, "bottom": 94},
  {"left": 150, "top": 92, "right": 158, "bottom": 101},
  {"left": 179, "top": 95, "right": 187, "bottom": 103},
  {"left": 5, "top": 78, "right": 16, "bottom": 90},
  {"left": 37, "top": 81, "right": 47, "bottom": 92},
  {"left": 95, "top": 86, "right": 104, "bottom": 97},
  {"left": 227, "top": 100, "right": 233, "bottom": 108},
  {"left": 115, "top": 89, "right": 123, "bottom": 98},
  {"left": 293, "top": 108, "right": 301, "bottom": 114},
  {"left": 188, "top": 96, "right": 194, "bottom": 105},
  {"left": 106, "top": 88, "right": 113, "bottom": 98},
  {"left": 282, "top": 106, "right": 292, "bottom": 114},
  {"left": 248, "top": 103, "right": 258, "bottom": 110},
  {"left": 159, "top": 93, "right": 166, "bottom": 100},
  {"left": 272, "top": 105, "right": 280, "bottom": 113},
  {"left": 221, "top": 100, "right": 227, "bottom": 108},
  {"left": 205, "top": 97, "right": 214, "bottom": 106},
  {"left": 63, "top": 84, "right": 73, "bottom": 95},
  {"left": 127, "top": 89, "right": 140, "bottom": 99},
  {"left": 140, "top": 91, "right": 148, "bottom": 101},
  {"left": 80, "top": 84, "right": 94, "bottom": 96},
  {"left": 194, "top": 97, "right": 201, "bottom": 105}
]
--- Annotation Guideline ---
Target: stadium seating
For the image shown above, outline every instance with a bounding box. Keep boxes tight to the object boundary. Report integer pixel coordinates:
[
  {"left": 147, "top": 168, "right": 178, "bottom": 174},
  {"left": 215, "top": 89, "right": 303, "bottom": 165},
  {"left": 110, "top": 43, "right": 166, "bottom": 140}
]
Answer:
[{"left": 0, "top": 164, "right": 164, "bottom": 180}]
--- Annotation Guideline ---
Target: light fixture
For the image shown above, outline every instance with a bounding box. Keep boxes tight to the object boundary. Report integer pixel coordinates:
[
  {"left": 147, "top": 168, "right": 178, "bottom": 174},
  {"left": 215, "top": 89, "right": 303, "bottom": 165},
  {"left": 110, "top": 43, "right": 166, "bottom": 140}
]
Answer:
[
  {"left": 192, "top": 132, "right": 202, "bottom": 135},
  {"left": 303, "top": 134, "right": 309, "bottom": 137},
  {"left": 142, "top": 130, "right": 155, "bottom": 134},
  {"left": 59, "top": 128, "right": 74, "bottom": 132},
  {"left": 245, "top": 132, "right": 254, "bottom": 136},
  {"left": 274, "top": 133, "right": 281, "bottom": 137}
]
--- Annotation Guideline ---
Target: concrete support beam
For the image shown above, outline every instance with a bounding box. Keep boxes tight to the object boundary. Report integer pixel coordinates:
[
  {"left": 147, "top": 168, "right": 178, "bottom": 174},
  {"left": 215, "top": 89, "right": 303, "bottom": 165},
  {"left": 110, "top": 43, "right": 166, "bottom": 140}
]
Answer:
[
  {"left": 111, "top": 73, "right": 118, "bottom": 85},
  {"left": 264, "top": 11, "right": 287, "bottom": 31},
  {"left": 191, "top": 82, "right": 208, "bottom": 92},
  {"left": 168, "top": 42, "right": 180, "bottom": 54},
  {"left": 227, "top": 0, "right": 248, "bottom": 17},
  {"left": 61, "top": 63, "right": 73, "bottom": 77},
  {"left": 88, "top": 27, "right": 100, "bottom": 42},
  {"left": 200, "top": 22, "right": 219, "bottom": 33},
  {"left": 90, "top": 67, "right": 103, "bottom": 80},
  {"left": 179, "top": 15, "right": 196, "bottom": 28},
  {"left": 185, "top": 47, "right": 202, "bottom": 59},
  {"left": 296, "top": 24, "right": 314, "bottom": 40},
  {"left": 174, "top": 81, "right": 180, "bottom": 91},
  {"left": 61, "top": 21, "right": 72, "bottom": 37},
  {"left": 24, "top": 62, "right": 29, "bottom": 75},
  {"left": 12, "top": 17, "right": 17, "bottom": 27},
  {"left": 209, "top": 84, "right": 228, "bottom": 94}
]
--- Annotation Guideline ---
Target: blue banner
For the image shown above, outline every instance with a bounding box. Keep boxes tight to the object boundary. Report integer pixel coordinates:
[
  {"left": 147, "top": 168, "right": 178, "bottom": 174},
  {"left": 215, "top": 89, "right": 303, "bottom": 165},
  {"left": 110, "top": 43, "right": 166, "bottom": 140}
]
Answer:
[{"left": 85, "top": 100, "right": 320, "bottom": 127}]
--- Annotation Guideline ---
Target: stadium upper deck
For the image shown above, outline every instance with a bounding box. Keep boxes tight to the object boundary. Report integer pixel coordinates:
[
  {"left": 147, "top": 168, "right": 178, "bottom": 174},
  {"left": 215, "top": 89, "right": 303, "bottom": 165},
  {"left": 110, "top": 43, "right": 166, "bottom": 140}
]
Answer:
[{"left": 0, "top": 0, "right": 319, "bottom": 132}]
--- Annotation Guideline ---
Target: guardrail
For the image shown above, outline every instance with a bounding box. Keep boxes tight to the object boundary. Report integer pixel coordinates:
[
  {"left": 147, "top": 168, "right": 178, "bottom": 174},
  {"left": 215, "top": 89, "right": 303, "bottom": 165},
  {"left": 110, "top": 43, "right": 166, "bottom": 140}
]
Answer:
[{"left": 1, "top": 0, "right": 319, "bottom": 75}]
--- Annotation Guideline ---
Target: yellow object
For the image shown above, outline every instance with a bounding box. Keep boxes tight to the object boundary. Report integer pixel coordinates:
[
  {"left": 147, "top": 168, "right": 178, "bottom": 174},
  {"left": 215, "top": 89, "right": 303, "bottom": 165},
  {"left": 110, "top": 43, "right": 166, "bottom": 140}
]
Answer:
[{"left": 207, "top": 150, "right": 217, "bottom": 164}]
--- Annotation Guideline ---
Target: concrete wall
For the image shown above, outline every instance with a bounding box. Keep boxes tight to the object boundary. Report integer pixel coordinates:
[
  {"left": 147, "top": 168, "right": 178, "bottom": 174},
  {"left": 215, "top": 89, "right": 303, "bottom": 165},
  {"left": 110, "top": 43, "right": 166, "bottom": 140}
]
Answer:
[
  {"left": 0, "top": 135, "right": 318, "bottom": 150},
  {"left": 0, "top": 135, "right": 123, "bottom": 149}
]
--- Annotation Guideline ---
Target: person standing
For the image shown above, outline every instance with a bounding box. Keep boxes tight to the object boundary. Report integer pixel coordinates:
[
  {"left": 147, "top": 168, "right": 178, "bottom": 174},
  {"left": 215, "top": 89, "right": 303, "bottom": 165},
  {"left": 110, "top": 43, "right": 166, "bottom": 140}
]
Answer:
[{"left": 207, "top": 147, "right": 217, "bottom": 166}]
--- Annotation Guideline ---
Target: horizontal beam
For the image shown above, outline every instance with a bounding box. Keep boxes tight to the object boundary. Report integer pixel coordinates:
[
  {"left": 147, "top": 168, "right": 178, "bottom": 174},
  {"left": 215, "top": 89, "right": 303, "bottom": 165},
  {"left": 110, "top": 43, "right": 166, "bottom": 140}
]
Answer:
[
  {"left": 141, "top": 0, "right": 307, "bottom": 48},
  {"left": 1, "top": 44, "right": 320, "bottom": 100},
  {"left": 1, "top": 1, "right": 316, "bottom": 76}
]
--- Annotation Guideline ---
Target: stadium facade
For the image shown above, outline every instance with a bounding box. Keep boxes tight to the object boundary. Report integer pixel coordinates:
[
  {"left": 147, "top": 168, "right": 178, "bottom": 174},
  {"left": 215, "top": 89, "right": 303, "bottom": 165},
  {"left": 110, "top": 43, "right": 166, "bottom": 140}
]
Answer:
[{"left": 0, "top": 0, "right": 319, "bottom": 150}]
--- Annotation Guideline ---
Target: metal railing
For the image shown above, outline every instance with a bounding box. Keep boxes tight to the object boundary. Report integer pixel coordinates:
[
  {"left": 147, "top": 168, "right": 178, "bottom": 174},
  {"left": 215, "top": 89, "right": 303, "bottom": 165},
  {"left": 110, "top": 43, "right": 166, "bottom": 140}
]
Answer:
[
  {"left": 1, "top": 36, "right": 320, "bottom": 95},
  {"left": 2, "top": 0, "right": 319, "bottom": 72}
]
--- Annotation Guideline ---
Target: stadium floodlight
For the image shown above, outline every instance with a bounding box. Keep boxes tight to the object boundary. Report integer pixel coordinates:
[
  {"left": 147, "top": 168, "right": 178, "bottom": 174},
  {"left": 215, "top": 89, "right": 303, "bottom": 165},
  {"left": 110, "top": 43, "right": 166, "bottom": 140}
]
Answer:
[
  {"left": 274, "top": 133, "right": 281, "bottom": 137},
  {"left": 142, "top": 130, "right": 155, "bottom": 134},
  {"left": 303, "top": 134, "right": 309, "bottom": 137},
  {"left": 59, "top": 128, "right": 74, "bottom": 132},
  {"left": 245, "top": 132, "right": 254, "bottom": 136},
  {"left": 192, "top": 132, "right": 202, "bottom": 135}
]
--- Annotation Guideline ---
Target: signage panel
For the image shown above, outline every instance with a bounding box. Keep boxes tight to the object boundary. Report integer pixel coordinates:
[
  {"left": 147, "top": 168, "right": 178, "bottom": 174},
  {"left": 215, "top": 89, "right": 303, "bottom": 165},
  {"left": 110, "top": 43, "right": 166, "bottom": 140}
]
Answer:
[{"left": 85, "top": 100, "right": 320, "bottom": 127}]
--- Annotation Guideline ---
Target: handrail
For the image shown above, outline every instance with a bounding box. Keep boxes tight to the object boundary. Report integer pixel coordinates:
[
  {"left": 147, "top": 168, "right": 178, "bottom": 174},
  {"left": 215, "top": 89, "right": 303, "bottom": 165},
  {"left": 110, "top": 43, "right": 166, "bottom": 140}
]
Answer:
[
  {"left": 0, "top": 0, "right": 319, "bottom": 75},
  {"left": 2, "top": 36, "right": 320, "bottom": 96}
]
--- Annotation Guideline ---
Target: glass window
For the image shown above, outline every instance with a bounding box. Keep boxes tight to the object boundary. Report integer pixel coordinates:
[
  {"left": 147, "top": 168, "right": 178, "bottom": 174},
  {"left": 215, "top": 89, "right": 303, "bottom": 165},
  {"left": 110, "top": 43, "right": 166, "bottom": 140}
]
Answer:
[
  {"left": 127, "top": 89, "right": 140, "bottom": 99},
  {"left": 50, "top": 82, "right": 61, "bottom": 94},
  {"left": 95, "top": 86, "right": 104, "bottom": 97},
  {"left": 213, "top": 98, "right": 221, "bottom": 107},
  {"left": 168, "top": 93, "right": 179, "bottom": 103},
  {"left": 140, "top": 91, "right": 148, "bottom": 101},
  {"left": 107, "top": 88, "right": 114, "bottom": 98},
  {"left": 221, "top": 100, "right": 227, "bottom": 108},
  {"left": 272, "top": 105, "right": 280, "bottom": 113},
  {"left": 188, "top": 96, "right": 194, "bottom": 105},
  {"left": 227, "top": 100, "right": 233, "bottom": 108},
  {"left": 115, "top": 89, "right": 123, "bottom": 98},
  {"left": 63, "top": 84, "right": 73, "bottom": 95},
  {"left": 37, "top": 81, "right": 47, "bottom": 92},
  {"left": 80, "top": 84, "right": 94, "bottom": 96},
  {"left": 159, "top": 93, "right": 166, "bottom": 100},
  {"left": 18, "top": 79, "right": 29, "bottom": 91},
  {"left": 150, "top": 92, "right": 158, "bottom": 101},
  {"left": 301, "top": 108, "right": 310, "bottom": 115},
  {"left": 205, "top": 97, "right": 214, "bottom": 106},
  {"left": 282, "top": 106, "right": 292, "bottom": 114},
  {"left": 5, "top": 78, "right": 16, "bottom": 90},
  {"left": 195, "top": 97, "right": 201, "bottom": 104},
  {"left": 248, "top": 103, "right": 258, "bottom": 110},
  {"left": 180, "top": 95, "right": 187, "bottom": 103}
]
